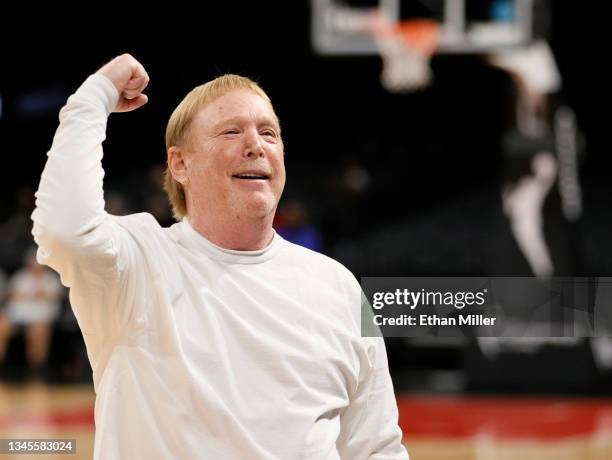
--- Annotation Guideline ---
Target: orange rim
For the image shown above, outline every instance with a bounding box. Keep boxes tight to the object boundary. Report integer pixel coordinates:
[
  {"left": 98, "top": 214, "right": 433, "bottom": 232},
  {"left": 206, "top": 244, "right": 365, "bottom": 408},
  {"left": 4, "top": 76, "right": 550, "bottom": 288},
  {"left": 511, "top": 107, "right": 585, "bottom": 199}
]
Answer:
[{"left": 367, "top": 13, "right": 441, "bottom": 56}]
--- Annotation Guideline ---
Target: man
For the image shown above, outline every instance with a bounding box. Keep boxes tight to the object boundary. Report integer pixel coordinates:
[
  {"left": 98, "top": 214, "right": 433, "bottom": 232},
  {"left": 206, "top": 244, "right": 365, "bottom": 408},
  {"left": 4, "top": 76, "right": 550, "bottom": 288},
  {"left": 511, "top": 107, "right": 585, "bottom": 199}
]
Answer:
[{"left": 32, "top": 54, "right": 408, "bottom": 459}]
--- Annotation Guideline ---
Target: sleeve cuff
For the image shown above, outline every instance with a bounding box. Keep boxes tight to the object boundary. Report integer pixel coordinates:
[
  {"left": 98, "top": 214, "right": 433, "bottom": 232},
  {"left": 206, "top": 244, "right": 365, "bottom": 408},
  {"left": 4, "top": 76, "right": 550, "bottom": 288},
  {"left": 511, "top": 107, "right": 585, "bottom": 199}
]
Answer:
[{"left": 74, "top": 73, "right": 120, "bottom": 116}]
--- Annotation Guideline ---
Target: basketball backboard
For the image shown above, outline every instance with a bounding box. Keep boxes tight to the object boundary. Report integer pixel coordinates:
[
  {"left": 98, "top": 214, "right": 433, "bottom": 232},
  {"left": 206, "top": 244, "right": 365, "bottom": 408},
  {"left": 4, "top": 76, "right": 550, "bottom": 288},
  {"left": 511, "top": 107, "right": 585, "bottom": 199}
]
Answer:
[{"left": 311, "top": 0, "right": 535, "bottom": 55}]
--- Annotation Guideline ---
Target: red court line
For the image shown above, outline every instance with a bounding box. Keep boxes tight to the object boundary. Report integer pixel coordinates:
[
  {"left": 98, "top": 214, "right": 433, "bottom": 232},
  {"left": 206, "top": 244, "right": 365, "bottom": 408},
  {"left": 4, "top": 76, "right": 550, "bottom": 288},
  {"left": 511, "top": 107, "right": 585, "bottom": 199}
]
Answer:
[
  {"left": 0, "top": 406, "right": 94, "bottom": 429},
  {"left": 397, "top": 395, "right": 612, "bottom": 440}
]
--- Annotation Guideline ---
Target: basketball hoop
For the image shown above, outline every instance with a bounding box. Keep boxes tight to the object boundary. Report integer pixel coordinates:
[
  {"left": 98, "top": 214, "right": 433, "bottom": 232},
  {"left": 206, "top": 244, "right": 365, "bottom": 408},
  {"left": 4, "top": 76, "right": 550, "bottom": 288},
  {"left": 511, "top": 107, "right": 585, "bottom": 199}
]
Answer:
[{"left": 367, "top": 14, "right": 440, "bottom": 93}]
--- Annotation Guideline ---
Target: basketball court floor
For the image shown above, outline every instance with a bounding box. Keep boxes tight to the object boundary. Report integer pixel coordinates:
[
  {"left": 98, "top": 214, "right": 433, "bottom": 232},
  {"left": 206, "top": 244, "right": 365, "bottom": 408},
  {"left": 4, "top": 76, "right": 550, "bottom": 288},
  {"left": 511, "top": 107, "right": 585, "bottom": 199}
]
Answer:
[{"left": 1, "top": 383, "right": 611, "bottom": 459}]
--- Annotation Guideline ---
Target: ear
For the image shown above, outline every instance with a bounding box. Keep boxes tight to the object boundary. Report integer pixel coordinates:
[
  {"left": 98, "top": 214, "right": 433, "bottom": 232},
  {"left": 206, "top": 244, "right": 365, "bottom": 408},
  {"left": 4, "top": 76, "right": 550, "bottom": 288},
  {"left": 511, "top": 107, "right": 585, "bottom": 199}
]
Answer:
[{"left": 167, "top": 146, "right": 189, "bottom": 185}]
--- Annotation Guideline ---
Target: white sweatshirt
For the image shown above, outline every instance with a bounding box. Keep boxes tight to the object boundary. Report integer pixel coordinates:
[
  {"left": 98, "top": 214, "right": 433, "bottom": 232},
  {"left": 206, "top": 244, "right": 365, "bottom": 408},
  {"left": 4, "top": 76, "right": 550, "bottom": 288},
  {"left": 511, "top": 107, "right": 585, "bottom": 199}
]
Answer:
[{"left": 31, "top": 74, "right": 408, "bottom": 460}]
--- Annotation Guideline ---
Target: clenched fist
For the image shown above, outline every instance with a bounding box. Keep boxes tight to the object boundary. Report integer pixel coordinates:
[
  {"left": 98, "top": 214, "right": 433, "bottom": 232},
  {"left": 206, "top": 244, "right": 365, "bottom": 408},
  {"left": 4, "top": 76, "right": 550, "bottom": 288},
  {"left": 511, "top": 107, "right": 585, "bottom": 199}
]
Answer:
[{"left": 97, "top": 53, "right": 150, "bottom": 113}]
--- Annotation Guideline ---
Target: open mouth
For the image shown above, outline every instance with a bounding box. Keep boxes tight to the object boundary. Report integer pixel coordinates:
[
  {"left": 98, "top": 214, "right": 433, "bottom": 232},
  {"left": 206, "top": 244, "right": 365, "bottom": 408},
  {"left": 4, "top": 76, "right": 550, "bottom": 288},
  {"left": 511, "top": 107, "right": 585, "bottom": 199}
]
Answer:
[{"left": 232, "top": 172, "right": 270, "bottom": 180}]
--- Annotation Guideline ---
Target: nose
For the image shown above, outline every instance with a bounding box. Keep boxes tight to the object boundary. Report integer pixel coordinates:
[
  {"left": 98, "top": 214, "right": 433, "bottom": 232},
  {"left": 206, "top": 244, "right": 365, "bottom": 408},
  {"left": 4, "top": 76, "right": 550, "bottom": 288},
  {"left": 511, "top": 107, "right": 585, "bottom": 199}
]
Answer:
[{"left": 243, "top": 127, "right": 265, "bottom": 159}]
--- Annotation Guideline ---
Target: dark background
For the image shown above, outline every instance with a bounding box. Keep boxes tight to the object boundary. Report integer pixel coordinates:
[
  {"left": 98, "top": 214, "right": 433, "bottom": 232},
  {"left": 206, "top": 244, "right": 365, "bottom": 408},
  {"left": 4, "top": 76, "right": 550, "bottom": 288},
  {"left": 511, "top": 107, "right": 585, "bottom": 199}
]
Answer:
[
  {"left": 0, "top": 1, "right": 610, "bottom": 391},
  {"left": 0, "top": 1, "right": 609, "bottom": 275}
]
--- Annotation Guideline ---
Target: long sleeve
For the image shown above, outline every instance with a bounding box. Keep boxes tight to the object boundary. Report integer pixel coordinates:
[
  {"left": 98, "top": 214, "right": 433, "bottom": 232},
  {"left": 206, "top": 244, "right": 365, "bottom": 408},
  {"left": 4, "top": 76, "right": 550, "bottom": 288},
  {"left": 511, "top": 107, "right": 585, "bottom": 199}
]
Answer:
[
  {"left": 32, "top": 74, "right": 117, "bottom": 241},
  {"left": 335, "top": 274, "right": 409, "bottom": 459},
  {"left": 31, "top": 74, "right": 134, "bottom": 337},
  {"left": 336, "top": 335, "right": 409, "bottom": 459}
]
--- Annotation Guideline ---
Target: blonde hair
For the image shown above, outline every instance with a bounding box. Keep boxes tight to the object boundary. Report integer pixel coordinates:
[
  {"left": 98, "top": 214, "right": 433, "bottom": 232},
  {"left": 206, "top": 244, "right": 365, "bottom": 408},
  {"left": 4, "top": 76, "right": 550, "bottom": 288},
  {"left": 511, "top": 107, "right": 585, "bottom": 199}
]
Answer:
[{"left": 164, "top": 74, "right": 276, "bottom": 220}]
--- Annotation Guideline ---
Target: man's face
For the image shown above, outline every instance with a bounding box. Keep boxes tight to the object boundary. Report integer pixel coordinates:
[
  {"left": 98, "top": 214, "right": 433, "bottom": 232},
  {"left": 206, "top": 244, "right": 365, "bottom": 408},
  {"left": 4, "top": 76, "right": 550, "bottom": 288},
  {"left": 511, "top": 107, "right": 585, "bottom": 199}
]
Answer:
[{"left": 183, "top": 89, "right": 285, "bottom": 221}]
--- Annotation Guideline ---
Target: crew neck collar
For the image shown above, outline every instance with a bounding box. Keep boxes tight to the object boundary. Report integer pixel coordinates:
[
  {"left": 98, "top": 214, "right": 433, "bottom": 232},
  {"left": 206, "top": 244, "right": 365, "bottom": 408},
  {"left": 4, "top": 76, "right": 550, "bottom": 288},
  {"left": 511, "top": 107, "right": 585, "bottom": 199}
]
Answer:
[{"left": 178, "top": 217, "right": 282, "bottom": 264}]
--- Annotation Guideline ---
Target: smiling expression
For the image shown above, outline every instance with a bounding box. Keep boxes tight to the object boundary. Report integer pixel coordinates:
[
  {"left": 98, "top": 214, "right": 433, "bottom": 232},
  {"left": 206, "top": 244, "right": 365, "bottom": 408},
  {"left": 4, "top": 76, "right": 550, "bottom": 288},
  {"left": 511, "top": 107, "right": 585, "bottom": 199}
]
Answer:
[{"left": 181, "top": 88, "right": 286, "bottom": 221}]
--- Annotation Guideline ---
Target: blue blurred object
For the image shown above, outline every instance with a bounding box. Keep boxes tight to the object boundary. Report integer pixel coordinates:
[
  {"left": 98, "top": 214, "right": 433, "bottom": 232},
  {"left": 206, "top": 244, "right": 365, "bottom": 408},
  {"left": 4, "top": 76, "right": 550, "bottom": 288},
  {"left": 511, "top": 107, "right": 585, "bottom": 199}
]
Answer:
[
  {"left": 15, "top": 88, "right": 68, "bottom": 118},
  {"left": 278, "top": 225, "right": 323, "bottom": 253},
  {"left": 490, "top": 0, "right": 515, "bottom": 22},
  {"left": 275, "top": 199, "right": 324, "bottom": 252}
]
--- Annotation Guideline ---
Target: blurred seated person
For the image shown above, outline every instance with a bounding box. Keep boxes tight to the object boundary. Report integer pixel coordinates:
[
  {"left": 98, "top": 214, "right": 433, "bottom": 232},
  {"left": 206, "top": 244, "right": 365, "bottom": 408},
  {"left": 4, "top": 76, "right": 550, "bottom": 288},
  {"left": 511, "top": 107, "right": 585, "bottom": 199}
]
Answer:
[{"left": 0, "top": 248, "right": 63, "bottom": 379}]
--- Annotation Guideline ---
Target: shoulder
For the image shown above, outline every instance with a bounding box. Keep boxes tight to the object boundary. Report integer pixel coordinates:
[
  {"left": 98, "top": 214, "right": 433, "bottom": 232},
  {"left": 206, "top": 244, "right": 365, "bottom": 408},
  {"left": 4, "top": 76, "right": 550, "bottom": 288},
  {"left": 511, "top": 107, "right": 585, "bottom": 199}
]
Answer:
[
  {"left": 109, "top": 212, "right": 163, "bottom": 230},
  {"left": 108, "top": 212, "right": 179, "bottom": 244},
  {"left": 105, "top": 213, "right": 184, "bottom": 284},
  {"left": 107, "top": 212, "right": 182, "bottom": 262},
  {"left": 282, "top": 238, "right": 350, "bottom": 271},
  {"left": 281, "top": 239, "right": 367, "bottom": 338},
  {"left": 280, "top": 238, "right": 361, "bottom": 296}
]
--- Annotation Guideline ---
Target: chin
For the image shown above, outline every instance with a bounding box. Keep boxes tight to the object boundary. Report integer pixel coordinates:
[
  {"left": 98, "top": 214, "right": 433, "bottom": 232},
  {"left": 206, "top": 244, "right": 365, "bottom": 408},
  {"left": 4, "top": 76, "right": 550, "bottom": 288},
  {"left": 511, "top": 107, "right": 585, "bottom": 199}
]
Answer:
[{"left": 236, "top": 195, "right": 277, "bottom": 219}]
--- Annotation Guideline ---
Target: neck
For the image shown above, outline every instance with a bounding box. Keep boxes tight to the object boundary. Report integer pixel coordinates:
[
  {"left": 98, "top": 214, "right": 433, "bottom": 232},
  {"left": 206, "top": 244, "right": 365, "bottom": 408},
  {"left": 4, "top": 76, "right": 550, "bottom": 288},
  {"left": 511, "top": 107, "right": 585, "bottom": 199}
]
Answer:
[{"left": 187, "top": 211, "right": 275, "bottom": 251}]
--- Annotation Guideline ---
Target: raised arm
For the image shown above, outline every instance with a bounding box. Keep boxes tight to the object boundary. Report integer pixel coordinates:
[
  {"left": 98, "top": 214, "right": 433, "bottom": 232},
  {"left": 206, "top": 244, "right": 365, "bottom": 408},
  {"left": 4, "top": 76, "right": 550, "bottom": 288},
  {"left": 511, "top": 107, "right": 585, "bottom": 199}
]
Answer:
[
  {"left": 32, "top": 53, "right": 149, "bottom": 238},
  {"left": 30, "top": 54, "right": 149, "bottom": 334}
]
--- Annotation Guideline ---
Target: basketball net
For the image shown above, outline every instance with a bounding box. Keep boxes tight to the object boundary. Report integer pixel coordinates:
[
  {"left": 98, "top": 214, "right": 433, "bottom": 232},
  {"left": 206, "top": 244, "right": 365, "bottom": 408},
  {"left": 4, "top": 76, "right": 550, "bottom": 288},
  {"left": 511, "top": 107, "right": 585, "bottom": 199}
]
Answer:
[{"left": 367, "top": 13, "right": 440, "bottom": 93}]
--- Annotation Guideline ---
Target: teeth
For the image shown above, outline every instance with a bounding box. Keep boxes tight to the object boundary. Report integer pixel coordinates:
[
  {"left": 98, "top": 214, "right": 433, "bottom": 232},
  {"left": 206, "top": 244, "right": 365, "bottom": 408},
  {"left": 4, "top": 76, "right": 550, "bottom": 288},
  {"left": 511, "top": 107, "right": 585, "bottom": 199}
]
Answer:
[{"left": 236, "top": 174, "right": 267, "bottom": 179}]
